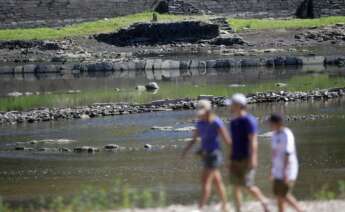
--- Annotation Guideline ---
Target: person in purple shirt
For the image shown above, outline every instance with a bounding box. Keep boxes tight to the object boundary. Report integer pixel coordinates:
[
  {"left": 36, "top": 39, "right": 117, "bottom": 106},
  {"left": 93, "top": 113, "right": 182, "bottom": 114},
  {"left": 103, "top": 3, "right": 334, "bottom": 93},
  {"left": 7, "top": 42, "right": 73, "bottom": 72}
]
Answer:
[
  {"left": 226, "top": 93, "right": 270, "bottom": 212},
  {"left": 182, "top": 100, "right": 231, "bottom": 211}
]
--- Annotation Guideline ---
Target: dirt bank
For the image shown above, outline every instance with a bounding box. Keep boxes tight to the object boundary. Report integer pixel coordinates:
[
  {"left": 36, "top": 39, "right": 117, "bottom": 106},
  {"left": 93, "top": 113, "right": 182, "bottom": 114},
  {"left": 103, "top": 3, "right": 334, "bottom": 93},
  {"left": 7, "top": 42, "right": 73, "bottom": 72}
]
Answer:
[
  {"left": 1, "top": 23, "right": 345, "bottom": 65},
  {"left": 117, "top": 200, "right": 345, "bottom": 212}
]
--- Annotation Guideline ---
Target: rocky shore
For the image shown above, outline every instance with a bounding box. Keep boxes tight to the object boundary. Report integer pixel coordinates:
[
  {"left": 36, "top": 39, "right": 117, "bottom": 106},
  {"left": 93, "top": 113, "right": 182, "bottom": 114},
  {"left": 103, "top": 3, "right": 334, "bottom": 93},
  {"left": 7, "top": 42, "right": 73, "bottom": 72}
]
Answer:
[
  {"left": 0, "top": 87, "right": 344, "bottom": 125},
  {"left": 1, "top": 55, "right": 345, "bottom": 76}
]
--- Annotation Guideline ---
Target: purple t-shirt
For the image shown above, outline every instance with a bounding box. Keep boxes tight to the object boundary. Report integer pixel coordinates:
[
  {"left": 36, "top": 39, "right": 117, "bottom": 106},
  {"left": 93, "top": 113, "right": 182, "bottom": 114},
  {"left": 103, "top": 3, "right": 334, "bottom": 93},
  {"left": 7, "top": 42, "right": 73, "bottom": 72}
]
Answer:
[
  {"left": 229, "top": 113, "right": 258, "bottom": 160},
  {"left": 196, "top": 117, "right": 224, "bottom": 152}
]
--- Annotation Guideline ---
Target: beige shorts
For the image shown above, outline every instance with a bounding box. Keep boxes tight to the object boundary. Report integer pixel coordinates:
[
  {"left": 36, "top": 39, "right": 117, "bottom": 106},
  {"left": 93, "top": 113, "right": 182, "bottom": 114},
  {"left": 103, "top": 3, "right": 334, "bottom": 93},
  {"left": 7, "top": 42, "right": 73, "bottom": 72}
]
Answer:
[
  {"left": 229, "top": 160, "right": 256, "bottom": 187},
  {"left": 273, "top": 179, "right": 295, "bottom": 197}
]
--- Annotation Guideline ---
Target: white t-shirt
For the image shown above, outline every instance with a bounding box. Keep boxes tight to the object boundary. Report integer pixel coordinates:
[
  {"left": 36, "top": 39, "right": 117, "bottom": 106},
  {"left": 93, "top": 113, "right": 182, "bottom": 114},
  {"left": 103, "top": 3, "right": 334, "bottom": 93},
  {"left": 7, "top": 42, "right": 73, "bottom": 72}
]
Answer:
[{"left": 271, "top": 127, "right": 299, "bottom": 181}]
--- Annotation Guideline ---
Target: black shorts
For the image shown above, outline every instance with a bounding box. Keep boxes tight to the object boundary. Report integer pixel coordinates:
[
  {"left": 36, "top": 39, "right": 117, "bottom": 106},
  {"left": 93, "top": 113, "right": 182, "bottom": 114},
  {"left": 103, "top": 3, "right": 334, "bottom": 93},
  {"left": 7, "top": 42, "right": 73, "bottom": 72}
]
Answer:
[{"left": 202, "top": 150, "right": 223, "bottom": 169}]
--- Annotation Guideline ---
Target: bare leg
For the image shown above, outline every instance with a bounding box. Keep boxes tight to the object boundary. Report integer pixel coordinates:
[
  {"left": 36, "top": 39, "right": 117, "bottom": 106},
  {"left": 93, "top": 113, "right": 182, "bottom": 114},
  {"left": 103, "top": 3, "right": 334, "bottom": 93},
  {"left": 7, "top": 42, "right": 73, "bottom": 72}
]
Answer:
[
  {"left": 285, "top": 194, "right": 304, "bottom": 212},
  {"left": 277, "top": 196, "right": 286, "bottom": 212},
  {"left": 247, "top": 186, "right": 270, "bottom": 212},
  {"left": 213, "top": 170, "right": 228, "bottom": 212},
  {"left": 199, "top": 169, "right": 214, "bottom": 209},
  {"left": 234, "top": 186, "right": 242, "bottom": 212}
]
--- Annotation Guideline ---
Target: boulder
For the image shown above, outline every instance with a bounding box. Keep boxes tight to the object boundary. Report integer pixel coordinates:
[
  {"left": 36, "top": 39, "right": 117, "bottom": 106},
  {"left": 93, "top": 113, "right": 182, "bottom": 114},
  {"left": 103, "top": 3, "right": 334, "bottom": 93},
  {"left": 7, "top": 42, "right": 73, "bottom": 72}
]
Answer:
[
  {"left": 23, "top": 64, "right": 37, "bottom": 73},
  {"left": 241, "top": 59, "right": 258, "bottom": 67},
  {"left": 73, "top": 146, "right": 99, "bottom": 153},
  {"left": 299, "top": 56, "right": 325, "bottom": 65},
  {"left": 144, "top": 144, "right": 153, "bottom": 150},
  {"left": 284, "top": 56, "right": 303, "bottom": 66},
  {"left": 87, "top": 62, "right": 113, "bottom": 72},
  {"left": 0, "top": 66, "right": 13, "bottom": 74},
  {"left": 104, "top": 144, "right": 120, "bottom": 150},
  {"left": 145, "top": 82, "right": 159, "bottom": 90},
  {"left": 35, "top": 64, "right": 59, "bottom": 73}
]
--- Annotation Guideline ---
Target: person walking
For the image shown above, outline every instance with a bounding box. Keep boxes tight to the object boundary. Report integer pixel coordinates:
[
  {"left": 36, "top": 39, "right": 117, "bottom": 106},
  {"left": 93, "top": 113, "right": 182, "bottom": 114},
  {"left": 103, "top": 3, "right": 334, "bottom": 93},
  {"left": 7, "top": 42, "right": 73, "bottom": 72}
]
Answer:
[
  {"left": 181, "top": 100, "right": 231, "bottom": 211},
  {"left": 268, "top": 114, "right": 304, "bottom": 212},
  {"left": 226, "top": 93, "right": 270, "bottom": 212}
]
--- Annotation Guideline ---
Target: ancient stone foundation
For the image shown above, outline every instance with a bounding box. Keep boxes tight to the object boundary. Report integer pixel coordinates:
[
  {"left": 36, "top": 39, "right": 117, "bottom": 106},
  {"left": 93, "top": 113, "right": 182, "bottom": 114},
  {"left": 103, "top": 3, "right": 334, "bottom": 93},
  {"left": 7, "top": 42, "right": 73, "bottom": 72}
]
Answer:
[{"left": 95, "top": 21, "right": 219, "bottom": 46}]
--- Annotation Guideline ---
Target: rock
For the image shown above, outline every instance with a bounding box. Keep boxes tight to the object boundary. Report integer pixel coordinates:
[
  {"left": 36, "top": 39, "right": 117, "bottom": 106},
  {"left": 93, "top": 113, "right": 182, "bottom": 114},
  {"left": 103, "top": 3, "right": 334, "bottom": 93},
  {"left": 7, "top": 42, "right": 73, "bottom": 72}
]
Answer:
[
  {"left": 136, "top": 85, "right": 147, "bottom": 91},
  {"left": 151, "top": 126, "right": 174, "bottom": 131},
  {"left": 35, "top": 64, "right": 59, "bottom": 73},
  {"left": 15, "top": 146, "right": 34, "bottom": 151},
  {"left": 104, "top": 144, "right": 120, "bottom": 150},
  {"left": 67, "top": 90, "right": 81, "bottom": 94},
  {"left": 87, "top": 62, "right": 113, "bottom": 72},
  {"left": 60, "top": 147, "right": 72, "bottom": 152},
  {"left": 23, "top": 64, "right": 37, "bottom": 73},
  {"left": 228, "top": 84, "right": 246, "bottom": 88},
  {"left": 145, "top": 82, "right": 159, "bottom": 90},
  {"left": 284, "top": 56, "right": 303, "bottom": 66},
  {"left": 206, "top": 60, "right": 217, "bottom": 69},
  {"left": 299, "top": 56, "right": 325, "bottom": 65},
  {"left": 209, "top": 36, "right": 246, "bottom": 46},
  {"left": 274, "top": 57, "right": 285, "bottom": 66},
  {"left": 80, "top": 114, "right": 90, "bottom": 119},
  {"left": 174, "top": 126, "right": 195, "bottom": 132},
  {"left": 275, "top": 83, "right": 288, "bottom": 87},
  {"left": 0, "top": 66, "right": 13, "bottom": 74},
  {"left": 38, "top": 148, "right": 58, "bottom": 152},
  {"left": 198, "top": 95, "right": 214, "bottom": 101},
  {"left": 73, "top": 146, "right": 99, "bottom": 153},
  {"left": 7, "top": 91, "right": 23, "bottom": 97},
  {"left": 144, "top": 144, "right": 153, "bottom": 150},
  {"left": 241, "top": 59, "right": 258, "bottom": 67}
]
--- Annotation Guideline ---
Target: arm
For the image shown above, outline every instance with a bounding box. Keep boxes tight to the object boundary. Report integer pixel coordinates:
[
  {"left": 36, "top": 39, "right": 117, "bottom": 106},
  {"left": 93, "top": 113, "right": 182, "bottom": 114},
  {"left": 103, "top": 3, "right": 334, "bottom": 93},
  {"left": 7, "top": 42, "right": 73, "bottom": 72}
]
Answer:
[
  {"left": 283, "top": 154, "right": 289, "bottom": 183},
  {"left": 218, "top": 126, "right": 231, "bottom": 146},
  {"left": 248, "top": 133, "right": 258, "bottom": 169},
  {"left": 181, "top": 129, "right": 198, "bottom": 159}
]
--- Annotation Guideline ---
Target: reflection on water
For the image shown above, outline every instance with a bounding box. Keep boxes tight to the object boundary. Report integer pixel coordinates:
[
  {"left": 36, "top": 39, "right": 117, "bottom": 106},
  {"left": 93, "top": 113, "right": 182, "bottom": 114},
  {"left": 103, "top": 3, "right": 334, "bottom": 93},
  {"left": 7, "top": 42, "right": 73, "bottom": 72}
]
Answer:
[
  {"left": 0, "top": 64, "right": 344, "bottom": 97},
  {"left": 0, "top": 97, "right": 344, "bottom": 205}
]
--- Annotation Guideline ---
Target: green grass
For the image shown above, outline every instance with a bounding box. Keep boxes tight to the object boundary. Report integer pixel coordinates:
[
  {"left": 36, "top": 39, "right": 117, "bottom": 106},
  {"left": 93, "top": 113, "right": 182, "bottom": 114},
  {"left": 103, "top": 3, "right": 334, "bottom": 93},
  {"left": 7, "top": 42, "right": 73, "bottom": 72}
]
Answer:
[
  {"left": 1, "top": 74, "right": 344, "bottom": 111},
  {"left": 0, "top": 12, "right": 204, "bottom": 41},
  {"left": 0, "top": 179, "right": 166, "bottom": 212},
  {"left": 1, "top": 12, "right": 345, "bottom": 40},
  {"left": 229, "top": 16, "right": 345, "bottom": 31}
]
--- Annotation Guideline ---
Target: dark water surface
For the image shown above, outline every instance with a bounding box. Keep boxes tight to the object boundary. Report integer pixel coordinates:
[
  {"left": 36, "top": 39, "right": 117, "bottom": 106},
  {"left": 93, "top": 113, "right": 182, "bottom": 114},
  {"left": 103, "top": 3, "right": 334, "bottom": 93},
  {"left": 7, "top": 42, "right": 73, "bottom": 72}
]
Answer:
[{"left": 0, "top": 66, "right": 345, "bottom": 206}]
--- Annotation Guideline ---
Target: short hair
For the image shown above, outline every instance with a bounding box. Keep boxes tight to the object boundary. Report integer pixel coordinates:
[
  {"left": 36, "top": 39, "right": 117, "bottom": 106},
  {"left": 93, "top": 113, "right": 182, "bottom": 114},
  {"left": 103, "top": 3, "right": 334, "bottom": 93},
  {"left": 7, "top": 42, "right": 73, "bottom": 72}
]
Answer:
[{"left": 268, "top": 113, "right": 284, "bottom": 124}]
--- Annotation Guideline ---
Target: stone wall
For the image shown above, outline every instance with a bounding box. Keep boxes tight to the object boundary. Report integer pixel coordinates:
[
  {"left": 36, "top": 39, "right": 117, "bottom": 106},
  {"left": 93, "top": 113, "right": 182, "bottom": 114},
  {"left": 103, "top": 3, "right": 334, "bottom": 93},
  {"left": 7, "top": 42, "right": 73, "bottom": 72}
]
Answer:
[
  {"left": 0, "top": 0, "right": 156, "bottom": 28},
  {"left": 1, "top": 0, "right": 345, "bottom": 29}
]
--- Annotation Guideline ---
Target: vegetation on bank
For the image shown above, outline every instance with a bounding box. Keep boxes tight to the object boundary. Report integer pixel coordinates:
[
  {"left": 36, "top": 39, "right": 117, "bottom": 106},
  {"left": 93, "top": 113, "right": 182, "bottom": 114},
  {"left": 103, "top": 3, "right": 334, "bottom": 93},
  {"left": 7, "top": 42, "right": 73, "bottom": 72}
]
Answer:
[
  {"left": 229, "top": 16, "right": 345, "bottom": 31},
  {"left": 1, "top": 11, "right": 345, "bottom": 40},
  {"left": 0, "top": 179, "right": 166, "bottom": 212},
  {"left": 0, "top": 180, "right": 345, "bottom": 211},
  {"left": 1, "top": 74, "right": 345, "bottom": 111},
  {"left": 0, "top": 12, "right": 203, "bottom": 41}
]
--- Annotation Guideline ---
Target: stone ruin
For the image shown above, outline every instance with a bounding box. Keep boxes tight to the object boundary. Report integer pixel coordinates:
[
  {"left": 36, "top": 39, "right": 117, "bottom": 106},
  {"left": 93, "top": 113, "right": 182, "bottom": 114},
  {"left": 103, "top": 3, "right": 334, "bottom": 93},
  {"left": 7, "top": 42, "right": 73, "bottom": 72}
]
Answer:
[
  {"left": 95, "top": 21, "right": 219, "bottom": 46},
  {"left": 95, "top": 21, "right": 245, "bottom": 47}
]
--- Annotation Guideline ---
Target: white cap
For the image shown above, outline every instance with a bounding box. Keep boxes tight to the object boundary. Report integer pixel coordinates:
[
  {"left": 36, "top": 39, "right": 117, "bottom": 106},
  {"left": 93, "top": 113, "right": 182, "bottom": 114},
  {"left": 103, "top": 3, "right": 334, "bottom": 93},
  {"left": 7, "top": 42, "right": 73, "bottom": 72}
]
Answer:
[
  {"left": 196, "top": 100, "right": 212, "bottom": 116},
  {"left": 225, "top": 93, "right": 247, "bottom": 106}
]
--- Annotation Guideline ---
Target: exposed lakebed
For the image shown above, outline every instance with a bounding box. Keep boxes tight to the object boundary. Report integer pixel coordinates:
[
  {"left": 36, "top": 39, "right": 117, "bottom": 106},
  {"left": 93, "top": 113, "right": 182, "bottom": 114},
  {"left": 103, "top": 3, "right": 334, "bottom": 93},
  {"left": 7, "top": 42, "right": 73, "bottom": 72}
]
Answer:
[{"left": 0, "top": 70, "right": 344, "bottom": 206}]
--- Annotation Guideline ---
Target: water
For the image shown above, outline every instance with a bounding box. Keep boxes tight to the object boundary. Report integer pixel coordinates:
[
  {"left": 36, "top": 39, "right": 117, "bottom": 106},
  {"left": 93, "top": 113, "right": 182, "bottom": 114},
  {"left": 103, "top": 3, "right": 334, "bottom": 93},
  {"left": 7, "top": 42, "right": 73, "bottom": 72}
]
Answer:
[{"left": 0, "top": 66, "right": 344, "bottom": 206}]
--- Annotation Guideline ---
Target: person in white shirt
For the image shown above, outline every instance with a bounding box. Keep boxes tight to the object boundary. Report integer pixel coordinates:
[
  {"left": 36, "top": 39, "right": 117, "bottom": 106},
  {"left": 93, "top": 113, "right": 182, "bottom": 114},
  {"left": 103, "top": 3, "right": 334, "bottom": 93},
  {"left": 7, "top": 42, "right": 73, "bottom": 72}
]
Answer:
[{"left": 268, "top": 114, "right": 304, "bottom": 212}]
